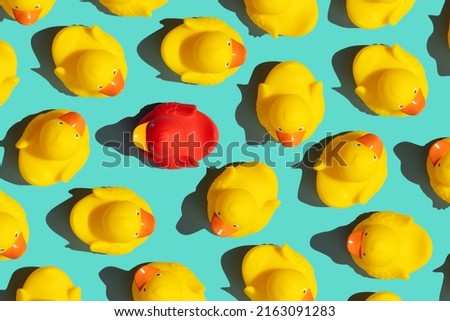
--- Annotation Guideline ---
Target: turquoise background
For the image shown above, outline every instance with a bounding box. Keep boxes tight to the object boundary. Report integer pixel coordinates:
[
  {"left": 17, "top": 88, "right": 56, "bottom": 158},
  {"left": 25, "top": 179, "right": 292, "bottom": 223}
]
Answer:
[{"left": 1, "top": 0, "right": 450, "bottom": 301}]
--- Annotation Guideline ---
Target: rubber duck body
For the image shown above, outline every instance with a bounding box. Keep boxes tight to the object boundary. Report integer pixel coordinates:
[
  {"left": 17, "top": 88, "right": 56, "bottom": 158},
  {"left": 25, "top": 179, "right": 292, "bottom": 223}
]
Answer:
[
  {"left": 16, "top": 110, "right": 89, "bottom": 186},
  {"left": 346, "top": 0, "right": 415, "bottom": 29},
  {"left": 0, "top": 0, "right": 56, "bottom": 25},
  {"left": 242, "top": 244, "right": 317, "bottom": 301},
  {"left": 161, "top": 17, "right": 246, "bottom": 85},
  {"left": 52, "top": 25, "right": 127, "bottom": 97},
  {"left": 366, "top": 291, "right": 402, "bottom": 301},
  {"left": 244, "top": 0, "right": 318, "bottom": 38},
  {"left": 0, "top": 191, "right": 28, "bottom": 260},
  {"left": 133, "top": 102, "right": 219, "bottom": 169},
  {"left": 353, "top": 44, "right": 428, "bottom": 116},
  {"left": 70, "top": 187, "right": 156, "bottom": 255},
  {"left": 427, "top": 138, "right": 450, "bottom": 203},
  {"left": 16, "top": 267, "right": 81, "bottom": 301},
  {"left": 347, "top": 211, "right": 432, "bottom": 279},
  {"left": 207, "top": 162, "right": 281, "bottom": 237},
  {"left": 0, "top": 40, "right": 19, "bottom": 106},
  {"left": 99, "top": 0, "right": 167, "bottom": 16},
  {"left": 132, "top": 262, "right": 206, "bottom": 301},
  {"left": 257, "top": 61, "right": 324, "bottom": 147},
  {"left": 314, "top": 131, "right": 387, "bottom": 208}
]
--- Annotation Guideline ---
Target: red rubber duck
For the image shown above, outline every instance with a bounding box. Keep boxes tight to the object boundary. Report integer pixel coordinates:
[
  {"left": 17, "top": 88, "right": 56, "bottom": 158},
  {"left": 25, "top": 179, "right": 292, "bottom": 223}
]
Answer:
[{"left": 133, "top": 102, "right": 219, "bottom": 169}]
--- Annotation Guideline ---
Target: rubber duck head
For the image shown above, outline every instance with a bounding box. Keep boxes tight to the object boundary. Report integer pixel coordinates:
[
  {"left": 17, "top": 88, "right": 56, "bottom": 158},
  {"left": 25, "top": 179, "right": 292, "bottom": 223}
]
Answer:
[
  {"left": 266, "top": 269, "right": 314, "bottom": 301},
  {"left": 0, "top": 213, "right": 27, "bottom": 259},
  {"left": 101, "top": 201, "right": 155, "bottom": 243},
  {"left": 249, "top": 0, "right": 292, "bottom": 14},
  {"left": 269, "top": 94, "right": 312, "bottom": 147},
  {"left": 210, "top": 189, "right": 257, "bottom": 237},
  {"left": 134, "top": 265, "right": 183, "bottom": 300},
  {"left": 5, "top": 0, "right": 50, "bottom": 25},
  {"left": 378, "top": 69, "right": 425, "bottom": 116},
  {"left": 39, "top": 112, "right": 86, "bottom": 161},
  {"left": 337, "top": 133, "right": 384, "bottom": 182},
  {"left": 77, "top": 50, "right": 125, "bottom": 97},
  {"left": 429, "top": 139, "right": 450, "bottom": 185}
]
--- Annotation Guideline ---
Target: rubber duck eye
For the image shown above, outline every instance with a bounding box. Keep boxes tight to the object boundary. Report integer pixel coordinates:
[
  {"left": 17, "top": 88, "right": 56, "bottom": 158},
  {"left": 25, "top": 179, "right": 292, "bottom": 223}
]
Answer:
[
  {"left": 0, "top": 248, "right": 4, "bottom": 252},
  {"left": 299, "top": 127, "right": 304, "bottom": 131},
  {"left": 156, "top": 273, "right": 161, "bottom": 277},
  {"left": 398, "top": 104, "right": 404, "bottom": 109},
  {"left": 302, "top": 288, "right": 306, "bottom": 294},
  {"left": 233, "top": 224, "right": 239, "bottom": 228},
  {"left": 217, "top": 212, "right": 221, "bottom": 216},
  {"left": 225, "top": 62, "right": 230, "bottom": 67},
  {"left": 98, "top": 85, "right": 103, "bottom": 90},
  {"left": 278, "top": 127, "right": 282, "bottom": 131},
  {"left": 75, "top": 133, "right": 80, "bottom": 139},
  {"left": 364, "top": 232, "right": 368, "bottom": 236},
  {"left": 227, "top": 41, "right": 231, "bottom": 46},
  {"left": 373, "top": 155, "right": 377, "bottom": 161},
  {"left": 14, "top": 232, "right": 18, "bottom": 237},
  {"left": 438, "top": 163, "right": 441, "bottom": 167},
  {"left": 414, "top": 88, "right": 417, "bottom": 94},
  {"left": 362, "top": 252, "right": 366, "bottom": 257},
  {"left": 149, "top": 122, "right": 155, "bottom": 128},
  {"left": 35, "top": 4, "right": 41, "bottom": 9},
  {"left": 14, "top": 5, "right": 19, "bottom": 9},
  {"left": 58, "top": 121, "right": 63, "bottom": 125},
  {"left": 143, "top": 288, "right": 146, "bottom": 292},
  {"left": 134, "top": 232, "right": 139, "bottom": 237},
  {"left": 113, "top": 69, "right": 117, "bottom": 75},
  {"left": 136, "top": 210, "right": 140, "bottom": 216},
  {"left": 356, "top": 143, "right": 361, "bottom": 147}
]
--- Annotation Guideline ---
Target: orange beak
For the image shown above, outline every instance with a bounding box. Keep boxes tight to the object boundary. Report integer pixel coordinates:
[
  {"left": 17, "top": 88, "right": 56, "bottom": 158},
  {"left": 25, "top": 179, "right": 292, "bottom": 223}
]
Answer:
[
  {"left": 3, "top": 233, "right": 27, "bottom": 259},
  {"left": 429, "top": 139, "right": 450, "bottom": 166},
  {"left": 59, "top": 112, "right": 86, "bottom": 136},
  {"left": 347, "top": 230, "right": 364, "bottom": 259},
  {"left": 210, "top": 213, "right": 237, "bottom": 237},
  {"left": 229, "top": 39, "right": 246, "bottom": 68},
  {"left": 13, "top": 8, "right": 42, "bottom": 25},
  {"left": 276, "top": 131, "right": 305, "bottom": 147},
  {"left": 401, "top": 90, "right": 426, "bottom": 116},
  {"left": 134, "top": 264, "right": 160, "bottom": 291},
  {"left": 357, "top": 133, "right": 383, "bottom": 158},
  {"left": 100, "top": 70, "right": 125, "bottom": 96},
  {"left": 302, "top": 289, "right": 314, "bottom": 301},
  {"left": 139, "top": 209, "right": 155, "bottom": 238}
]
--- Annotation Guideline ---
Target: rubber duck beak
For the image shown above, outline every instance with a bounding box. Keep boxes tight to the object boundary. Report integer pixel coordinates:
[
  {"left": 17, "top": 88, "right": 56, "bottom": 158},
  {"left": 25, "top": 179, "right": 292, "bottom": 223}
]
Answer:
[
  {"left": 357, "top": 133, "right": 383, "bottom": 158},
  {"left": 133, "top": 122, "right": 150, "bottom": 152},
  {"left": 3, "top": 233, "right": 27, "bottom": 259},
  {"left": 229, "top": 39, "right": 246, "bottom": 68},
  {"left": 13, "top": 8, "right": 42, "bottom": 25},
  {"left": 429, "top": 139, "right": 450, "bottom": 166},
  {"left": 210, "top": 213, "right": 237, "bottom": 237},
  {"left": 401, "top": 89, "right": 425, "bottom": 116},
  {"left": 302, "top": 289, "right": 314, "bottom": 301},
  {"left": 276, "top": 131, "right": 305, "bottom": 147},
  {"left": 139, "top": 209, "right": 155, "bottom": 238},
  {"left": 134, "top": 265, "right": 160, "bottom": 291},
  {"left": 347, "top": 230, "right": 364, "bottom": 259},
  {"left": 100, "top": 70, "right": 125, "bottom": 96},
  {"left": 59, "top": 112, "right": 86, "bottom": 136}
]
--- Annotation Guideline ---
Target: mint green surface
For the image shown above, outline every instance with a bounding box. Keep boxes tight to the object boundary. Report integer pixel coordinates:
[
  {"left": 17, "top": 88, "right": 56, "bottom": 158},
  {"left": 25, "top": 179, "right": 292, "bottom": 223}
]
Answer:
[{"left": 1, "top": 0, "right": 450, "bottom": 301}]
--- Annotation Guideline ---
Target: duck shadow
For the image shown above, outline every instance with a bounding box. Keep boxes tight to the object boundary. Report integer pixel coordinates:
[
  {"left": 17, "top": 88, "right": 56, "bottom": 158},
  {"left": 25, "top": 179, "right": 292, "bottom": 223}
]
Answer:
[
  {"left": 218, "top": 0, "right": 266, "bottom": 37},
  {"left": 434, "top": 253, "right": 450, "bottom": 301},
  {"left": 221, "top": 245, "right": 254, "bottom": 301},
  {"left": 235, "top": 61, "right": 279, "bottom": 145},
  {"left": 310, "top": 212, "right": 374, "bottom": 278},
  {"left": 394, "top": 140, "right": 449, "bottom": 210},
  {"left": 332, "top": 45, "right": 377, "bottom": 115},
  {"left": 100, "top": 265, "right": 141, "bottom": 301},
  {"left": 31, "top": 26, "right": 75, "bottom": 96},
  {"left": 427, "top": 0, "right": 450, "bottom": 76},
  {"left": 46, "top": 188, "right": 92, "bottom": 252},
  {"left": 348, "top": 292, "right": 374, "bottom": 301},
  {"left": 137, "top": 19, "right": 184, "bottom": 83},
  {"left": 0, "top": 8, "right": 12, "bottom": 22},
  {"left": 80, "top": 0, "right": 113, "bottom": 15},
  {"left": 0, "top": 267, "right": 39, "bottom": 301},
  {"left": 328, "top": 0, "right": 357, "bottom": 28}
]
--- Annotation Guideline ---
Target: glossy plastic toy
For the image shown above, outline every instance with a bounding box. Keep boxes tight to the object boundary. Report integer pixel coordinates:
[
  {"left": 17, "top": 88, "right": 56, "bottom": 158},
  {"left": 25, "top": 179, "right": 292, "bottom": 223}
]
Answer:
[
  {"left": 16, "top": 266, "right": 81, "bottom": 301},
  {"left": 257, "top": 61, "right": 324, "bottom": 147},
  {"left": 242, "top": 244, "right": 317, "bottom": 301},
  {"left": 244, "top": 0, "right": 318, "bottom": 38},
  {"left": 346, "top": 0, "right": 414, "bottom": 29},
  {"left": 161, "top": 17, "right": 246, "bottom": 85},
  {"left": 0, "top": 40, "right": 19, "bottom": 106},
  {"left": 99, "top": 0, "right": 168, "bottom": 16},
  {"left": 133, "top": 102, "right": 219, "bottom": 169},
  {"left": 70, "top": 187, "right": 156, "bottom": 255},
  {"left": 347, "top": 211, "right": 433, "bottom": 279},
  {"left": 132, "top": 262, "right": 206, "bottom": 301},
  {"left": 353, "top": 44, "right": 427, "bottom": 116},
  {"left": 0, "top": 0, "right": 56, "bottom": 25},
  {"left": 52, "top": 25, "right": 127, "bottom": 97},
  {"left": 0, "top": 191, "right": 28, "bottom": 260},
  {"left": 314, "top": 132, "right": 387, "bottom": 208},
  {"left": 16, "top": 110, "right": 89, "bottom": 186},
  {"left": 366, "top": 291, "right": 402, "bottom": 301},
  {"left": 427, "top": 138, "right": 450, "bottom": 203},
  {"left": 207, "top": 162, "right": 280, "bottom": 237}
]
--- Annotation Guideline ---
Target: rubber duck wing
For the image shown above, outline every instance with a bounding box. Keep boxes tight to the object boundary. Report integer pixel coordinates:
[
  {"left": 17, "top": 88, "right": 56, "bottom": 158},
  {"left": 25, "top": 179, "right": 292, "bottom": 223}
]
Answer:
[
  {"left": 59, "top": 152, "right": 89, "bottom": 183},
  {"left": 92, "top": 187, "right": 138, "bottom": 201},
  {"left": 154, "top": 102, "right": 197, "bottom": 118},
  {"left": 15, "top": 112, "right": 49, "bottom": 149},
  {"left": 251, "top": 199, "right": 280, "bottom": 232},
  {"left": 309, "top": 81, "right": 325, "bottom": 121},
  {"left": 357, "top": 170, "right": 387, "bottom": 204},
  {"left": 169, "top": 263, "right": 205, "bottom": 293},
  {"left": 0, "top": 191, "right": 23, "bottom": 214},
  {"left": 68, "top": 286, "right": 82, "bottom": 301},
  {"left": 181, "top": 71, "right": 226, "bottom": 86},
  {"left": 365, "top": 266, "right": 410, "bottom": 280},
  {"left": 210, "top": 166, "right": 238, "bottom": 191},
  {"left": 280, "top": 244, "right": 313, "bottom": 274},
  {"left": 16, "top": 288, "right": 31, "bottom": 301},
  {"left": 243, "top": 286, "right": 257, "bottom": 300},
  {"left": 0, "top": 76, "right": 19, "bottom": 103},
  {"left": 183, "top": 17, "right": 229, "bottom": 32},
  {"left": 90, "top": 240, "right": 134, "bottom": 255},
  {"left": 386, "top": 2, "right": 414, "bottom": 25}
]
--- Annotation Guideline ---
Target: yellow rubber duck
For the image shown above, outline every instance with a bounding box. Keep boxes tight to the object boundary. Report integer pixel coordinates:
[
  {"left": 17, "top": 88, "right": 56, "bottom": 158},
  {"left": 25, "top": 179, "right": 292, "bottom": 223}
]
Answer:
[
  {"left": 207, "top": 162, "right": 281, "bottom": 237},
  {"left": 0, "top": 40, "right": 19, "bottom": 106},
  {"left": 0, "top": 0, "right": 56, "bottom": 25},
  {"left": 242, "top": 244, "right": 317, "bottom": 301},
  {"left": 132, "top": 262, "right": 206, "bottom": 301},
  {"left": 0, "top": 191, "right": 28, "bottom": 260},
  {"left": 347, "top": 211, "right": 433, "bottom": 279},
  {"left": 70, "top": 187, "right": 156, "bottom": 255},
  {"left": 346, "top": 0, "right": 415, "bottom": 29},
  {"left": 161, "top": 17, "right": 246, "bottom": 85},
  {"left": 256, "top": 61, "right": 324, "bottom": 147},
  {"left": 16, "top": 110, "right": 89, "bottom": 187},
  {"left": 99, "top": 0, "right": 167, "bottom": 17},
  {"left": 244, "top": 0, "right": 318, "bottom": 38},
  {"left": 16, "top": 267, "right": 81, "bottom": 301},
  {"left": 353, "top": 44, "right": 428, "bottom": 117},
  {"left": 427, "top": 138, "right": 450, "bottom": 203},
  {"left": 314, "top": 131, "right": 387, "bottom": 208},
  {"left": 366, "top": 291, "right": 402, "bottom": 301},
  {"left": 52, "top": 25, "right": 127, "bottom": 97}
]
